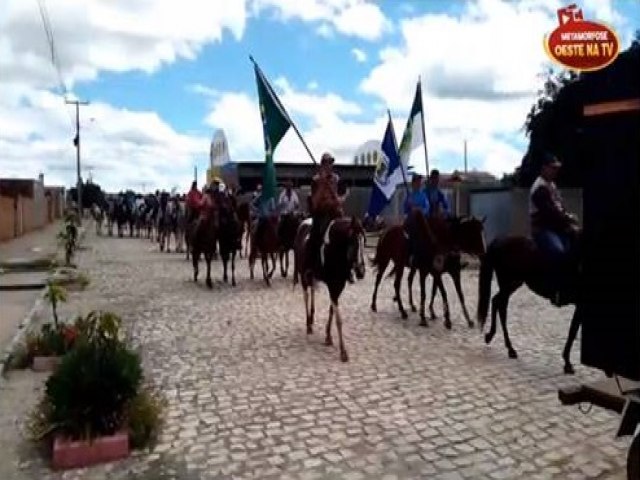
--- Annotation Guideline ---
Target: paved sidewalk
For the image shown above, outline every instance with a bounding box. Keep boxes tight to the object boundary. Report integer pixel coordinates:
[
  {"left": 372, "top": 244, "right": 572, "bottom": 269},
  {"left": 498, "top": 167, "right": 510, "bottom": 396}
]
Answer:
[
  {"left": 0, "top": 221, "right": 62, "bottom": 356},
  {"left": 0, "top": 221, "right": 62, "bottom": 263}
]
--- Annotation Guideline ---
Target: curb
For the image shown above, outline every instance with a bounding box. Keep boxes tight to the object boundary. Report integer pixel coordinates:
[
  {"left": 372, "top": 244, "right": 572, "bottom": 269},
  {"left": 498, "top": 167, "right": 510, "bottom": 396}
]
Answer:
[{"left": 0, "top": 285, "right": 47, "bottom": 384}]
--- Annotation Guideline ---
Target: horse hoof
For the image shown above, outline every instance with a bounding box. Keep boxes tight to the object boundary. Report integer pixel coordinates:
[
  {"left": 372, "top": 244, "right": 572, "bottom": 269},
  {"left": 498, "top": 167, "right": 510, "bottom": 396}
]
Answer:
[
  {"left": 508, "top": 349, "right": 518, "bottom": 359},
  {"left": 419, "top": 319, "right": 428, "bottom": 327},
  {"left": 325, "top": 337, "right": 333, "bottom": 346},
  {"left": 232, "top": 280, "right": 236, "bottom": 287},
  {"left": 370, "top": 304, "right": 377, "bottom": 312},
  {"left": 206, "top": 279, "right": 213, "bottom": 289},
  {"left": 340, "top": 351, "right": 349, "bottom": 363},
  {"left": 410, "top": 305, "right": 417, "bottom": 313},
  {"left": 564, "top": 363, "right": 575, "bottom": 375},
  {"left": 467, "top": 321, "right": 475, "bottom": 328},
  {"left": 444, "top": 320, "right": 452, "bottom": 330},
  {"left": 400, "top": 311, "right": 408, "bottom": 320},
  {"left": 484, "top": 333, "right": 492, "bottom": 344}
]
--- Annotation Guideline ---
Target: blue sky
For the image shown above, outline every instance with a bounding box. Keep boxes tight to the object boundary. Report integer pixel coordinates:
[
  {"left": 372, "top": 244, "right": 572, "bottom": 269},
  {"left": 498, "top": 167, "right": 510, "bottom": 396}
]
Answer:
[{"left": 1, "top": 0, "right": 638, "bottom": 192}]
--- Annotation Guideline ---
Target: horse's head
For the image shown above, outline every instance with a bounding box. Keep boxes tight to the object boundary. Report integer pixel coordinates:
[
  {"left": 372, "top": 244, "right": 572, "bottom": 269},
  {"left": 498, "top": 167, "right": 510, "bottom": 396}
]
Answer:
[
  {"left": 345, "top": 216, "right": 366, "bottom": 280},
  {"left": 451, "top": 215, "right": 486, "bottom": 257}
]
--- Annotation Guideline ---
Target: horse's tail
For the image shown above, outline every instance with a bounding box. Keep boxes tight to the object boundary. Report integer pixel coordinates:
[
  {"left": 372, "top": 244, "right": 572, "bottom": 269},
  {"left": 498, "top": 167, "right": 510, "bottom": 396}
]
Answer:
[{"left": 477, "top": 248, "right": 494, "bottom": 325}]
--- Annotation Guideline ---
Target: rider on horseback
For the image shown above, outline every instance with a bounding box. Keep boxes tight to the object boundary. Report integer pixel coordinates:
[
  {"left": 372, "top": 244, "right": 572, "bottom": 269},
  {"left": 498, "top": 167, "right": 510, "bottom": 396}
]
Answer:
[
  {"left": 404, "top": 174, "right": 430, "bottom": 266},
  {"left": 278, "top": 180, "right": 300, "bottom": 216},
  {"left": 186, "top": 181, "right": 203, "bottom": 224},
  {"left": 307, "top": 152, "right": 348, "bottom": 279},
  {"left": 529, "top": 153, "right": 580, "bottom": 306},
  {"left": 424, "top": 169, "right": 450, "bottom": 218}
]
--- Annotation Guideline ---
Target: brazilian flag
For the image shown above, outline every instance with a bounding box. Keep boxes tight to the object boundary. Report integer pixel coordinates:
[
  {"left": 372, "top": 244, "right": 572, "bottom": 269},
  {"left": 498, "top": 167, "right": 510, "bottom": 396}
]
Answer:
[{"left": 252, "top": 59, "right": 292, "bottom": 207}]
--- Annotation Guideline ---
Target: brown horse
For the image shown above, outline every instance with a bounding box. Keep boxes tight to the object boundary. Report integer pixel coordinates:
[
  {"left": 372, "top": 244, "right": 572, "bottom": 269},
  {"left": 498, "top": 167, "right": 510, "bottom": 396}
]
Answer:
[
  {"left": 190, "top": 203, "right": 218, "bottom": 289},
  {"left": 477, "top": 234, "right": 581, "bottom": 374},
  {"left": 217, "top": 195, "right": 242, "bottom": 287},
  {"left": 293, "top": 216, "right": 366, "bottom": 362},
  {"left": 404, "top": 216, "right": 487, "bottom": 329},
  {"left": 249, "top": 215, "right": 279, "bottom": 285},
  {"left": 277, "top": 212, "right": 303, "bottom": 278},
  {"left": 370, "top": 210, "right": 447, "bottom": 324}
]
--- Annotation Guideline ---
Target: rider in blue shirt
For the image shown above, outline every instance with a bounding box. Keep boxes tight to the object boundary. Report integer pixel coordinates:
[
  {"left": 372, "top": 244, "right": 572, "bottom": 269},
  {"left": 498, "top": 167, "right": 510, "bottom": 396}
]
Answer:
[
  {"left": 404, "top": 174, "right": 430, "bottom": 266},
  {"left": 424, "top": 169, "right": 450, "bottom": 218}
]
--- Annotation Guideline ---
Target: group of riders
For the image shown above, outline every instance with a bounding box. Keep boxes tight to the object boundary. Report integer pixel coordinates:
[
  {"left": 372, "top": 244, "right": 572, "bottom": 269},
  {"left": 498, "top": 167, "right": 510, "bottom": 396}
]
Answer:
[{"left": 97, "top": 149, "right": 579, "bottom": 305}]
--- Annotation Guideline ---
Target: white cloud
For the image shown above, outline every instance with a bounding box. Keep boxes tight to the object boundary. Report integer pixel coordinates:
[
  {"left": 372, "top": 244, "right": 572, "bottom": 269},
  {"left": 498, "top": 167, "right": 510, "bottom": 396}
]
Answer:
[
  {"left": 359, "top": 0, "right": 633, "bottom": 175},
  {"left": 251, "top": 0, "right": 391, "bottom": 40},
  {"left": 307, "top": 81, "right": 319, "bottom": 90},
  {"left": 351, "top": 47, "right": 367, "bottom": 63}
]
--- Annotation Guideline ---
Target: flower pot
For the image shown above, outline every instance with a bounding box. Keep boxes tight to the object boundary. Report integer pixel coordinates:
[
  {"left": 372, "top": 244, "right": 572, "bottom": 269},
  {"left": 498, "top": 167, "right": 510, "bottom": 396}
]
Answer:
[
  {"left": 31, "top": 356, "right": 62, "bottom": 372},
  {"left": 52, "top": 431, "right": 129, "bottom": 469}
]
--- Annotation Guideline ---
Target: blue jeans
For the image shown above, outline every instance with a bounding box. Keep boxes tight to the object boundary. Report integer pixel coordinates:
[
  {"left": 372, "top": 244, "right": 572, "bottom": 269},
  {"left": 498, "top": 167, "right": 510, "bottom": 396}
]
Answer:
[{"left": 533, "top": 230, "right": 569, "bottom": 260}]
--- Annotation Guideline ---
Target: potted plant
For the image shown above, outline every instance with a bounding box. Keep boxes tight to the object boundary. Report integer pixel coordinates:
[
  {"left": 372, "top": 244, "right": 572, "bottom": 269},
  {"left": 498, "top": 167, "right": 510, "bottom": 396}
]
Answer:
[
  {"left": 28, "top": 283, "right": 74, "bottom": 371},
  {"left": 27, "top": 311, "right": 164, "bottom": 469}
]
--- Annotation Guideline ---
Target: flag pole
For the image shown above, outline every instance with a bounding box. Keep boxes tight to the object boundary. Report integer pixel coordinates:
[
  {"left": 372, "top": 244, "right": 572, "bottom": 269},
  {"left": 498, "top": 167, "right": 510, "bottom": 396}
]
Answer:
[
  {"left": 418, "top": 76, "right": 430, "bottom": 175},
  {"left": 249, "top": 55, "right": 317, "bottom": 165},
  {"left": 388, "top": 109, "right": 410, "bottom": 198}
]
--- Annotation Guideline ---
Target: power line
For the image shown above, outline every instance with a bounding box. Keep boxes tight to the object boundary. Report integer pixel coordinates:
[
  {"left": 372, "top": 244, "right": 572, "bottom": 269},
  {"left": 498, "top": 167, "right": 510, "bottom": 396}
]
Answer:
[{"left": 35, "top": 0, "right": 75, "bottom": 129}]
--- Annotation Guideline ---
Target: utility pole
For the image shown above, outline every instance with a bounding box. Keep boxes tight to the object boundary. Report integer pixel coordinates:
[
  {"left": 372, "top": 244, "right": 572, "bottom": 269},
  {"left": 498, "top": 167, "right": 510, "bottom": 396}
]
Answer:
[
  {"left": 194, "top": 165, "right": 197, "bottom": 182},
  {"left": 66, "top": 98, "right": 89, "bottom": 224},
  {"left": 464, "top": 139, "right": 468, "bottom": 173}
]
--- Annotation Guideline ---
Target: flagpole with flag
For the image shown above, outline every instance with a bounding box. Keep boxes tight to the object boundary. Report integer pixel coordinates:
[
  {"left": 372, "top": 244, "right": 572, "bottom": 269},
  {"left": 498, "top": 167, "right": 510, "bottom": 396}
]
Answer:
[
  {"left": 397, "top": 78, "right": 427, "bottom": 176},
  {"left": 249, "top": 56, "right": 316, "bottom": 165},
  {"left": 365, "top": 111, "right": 405, "bottom": 219},
  {"left": 388, "top": 109, "right": 410, "bottom": 197}
]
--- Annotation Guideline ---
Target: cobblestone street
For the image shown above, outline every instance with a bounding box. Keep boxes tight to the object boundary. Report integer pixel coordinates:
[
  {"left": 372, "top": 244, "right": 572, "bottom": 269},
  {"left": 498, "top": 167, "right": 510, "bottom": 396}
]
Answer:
[{"left": 8, "top": 232, "right": 631, "bottom": 479}]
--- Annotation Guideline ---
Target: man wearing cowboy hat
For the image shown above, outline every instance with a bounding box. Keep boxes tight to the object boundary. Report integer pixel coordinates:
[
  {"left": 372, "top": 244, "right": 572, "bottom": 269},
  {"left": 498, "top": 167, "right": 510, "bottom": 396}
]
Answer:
[
  {"left": 278, "top": 179, "right": 300, "bottom": 216},
  {"left": 307, "top": 152, "right": 348, "bottom": 277},
  {"left": 529, "top": 153, "right": 580, "bottom": 305}
]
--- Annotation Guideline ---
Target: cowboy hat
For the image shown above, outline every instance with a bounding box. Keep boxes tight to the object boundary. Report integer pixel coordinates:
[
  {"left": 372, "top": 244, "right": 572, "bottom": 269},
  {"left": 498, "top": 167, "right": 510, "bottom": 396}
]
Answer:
[{"left": 320, "top": 152, "right": 335, "bottom": 165}]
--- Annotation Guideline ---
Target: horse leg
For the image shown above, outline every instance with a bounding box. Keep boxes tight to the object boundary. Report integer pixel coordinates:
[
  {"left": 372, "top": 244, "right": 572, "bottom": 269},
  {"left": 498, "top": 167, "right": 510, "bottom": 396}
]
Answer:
[
  {"left": 429, "top": 273, "right": 438, "bottom": 319},
  {"left": 325, "top": 304, "right": 334, "bottom": 346},
  {"left": 562, "top": 307, "right": 581, "bottom": 374},
  {"left": 192, "top": 249, "right": 200, "bottom": 283},
  {"left": 280, "top": 251, "right": 286, "bottom": 278},
  {"left": 451, "top": 268, "right": 473, "bottom": 328},
  {"left": 408, "top": 266, "right": 417, "bottom": 312},
  {"left": 498, "top": 295, "right": 517, "bottom": 359},
  {"left": 268, "top": 253, "right": 276, "bottom": 279},
  {"left": 222, "top": 251, "right": 228, "bottom": 283},
  {"left": 205, "top": 252, "right": 213, "bottom": 289},
  {"left": 485, "top": 292, "right": 501, "bottom": 345},
  {"left": 303, "top": 287, "right": 312, "bottom": 334},
  {"left": 284, "top": 251, "right": 289, "bottom": 278},
  {"left": 231, "top": 250, "right": 236, "bottom": 287},
  {"left": 393, "top": 263, "right": 408, "bottom": 320},
  {"left": 262, "top": 256, "right": 270, "bottom": 286},
  {"left": 419, "top": 268, "right": 429, "bottom": 327},
  {"left": 436, "top": 275, "right": 452, "bottom": 330},
  {"left": 332, "top": 300, "right": 348, "bottom": 363},
  {"left": 370, "top": 257, "right": 388, "bottom": 312}
]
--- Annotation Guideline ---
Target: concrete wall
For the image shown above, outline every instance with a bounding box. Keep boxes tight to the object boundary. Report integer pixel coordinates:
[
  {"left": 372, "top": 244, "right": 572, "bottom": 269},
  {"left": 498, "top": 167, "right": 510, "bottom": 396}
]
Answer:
[{"left": 0, "top": 182, "right": 65, "bottom": 242}]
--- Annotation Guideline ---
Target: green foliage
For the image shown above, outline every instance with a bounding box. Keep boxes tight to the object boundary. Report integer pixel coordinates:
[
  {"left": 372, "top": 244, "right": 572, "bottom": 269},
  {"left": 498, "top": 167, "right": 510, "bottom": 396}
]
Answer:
[
  {"left": 45, "top": 282, "right": 67, "bottom": 327},
  {"left": 25, "top": 323, "right": 77, "bottom": 359},
  {"left": 73, "top": 310, "right": 123, "bottom": 346},
  {"left": 57, "top": 219, "right": 78, "bottom": 266},
  {"left": 45, "top": 340, "right": 142, "bottom": 440},
  {"left": 126, "top": 388, "right": 166, "bottom": 450}
]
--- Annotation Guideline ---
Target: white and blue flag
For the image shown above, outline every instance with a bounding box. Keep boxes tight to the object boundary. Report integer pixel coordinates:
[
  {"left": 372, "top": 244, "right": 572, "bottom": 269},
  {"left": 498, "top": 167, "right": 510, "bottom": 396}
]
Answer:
[{"left": 366, "top": 117, "right": 402, "bottom": 218}]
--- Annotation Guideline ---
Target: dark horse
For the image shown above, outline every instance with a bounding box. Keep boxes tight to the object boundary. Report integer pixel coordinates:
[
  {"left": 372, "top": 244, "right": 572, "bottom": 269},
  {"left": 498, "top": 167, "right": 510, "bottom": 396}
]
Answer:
[
  {"left": 477, "top": 234, "right": 581, "bottom": 374},
  {"left": 249, "top": 215, "right": 279, "bottom": 286},
  {"left": 370, "top": 210, "right": 447, "bottom": 324},
  {"left": 293, "top": 216, "right": 366, "bottom": 362},
  {"left": 277, "top": 212, "right": 302, "bottom": 277},
  {"left": 217, "top": 196, "right": 242, "bottom": 287},
  {"left": 402, "top": 216, "right": 487, "bottom": 329},
  {"left": 191, "top": 204, "right": 218, "bottom": 289}
]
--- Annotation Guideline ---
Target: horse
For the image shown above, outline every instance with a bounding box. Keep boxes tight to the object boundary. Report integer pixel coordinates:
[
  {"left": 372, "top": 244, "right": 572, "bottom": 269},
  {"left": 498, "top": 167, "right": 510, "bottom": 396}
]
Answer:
[
  {"left": 476, "top": 234, "right": 581, "bottom": 374},
  {"left": 293, "top": 216, "right": 366, "bottom": 362},
  {"left": 158, "top": 201, "right": 175, "bottom": 252},
  {"left": 114, "top": 198, "right": 131, "bottom": 238},
  {"left": 91, "top": 203, "right": 104, "bottom": 235},
  {"left": 370, "top": 209, "right": 447, "bottom": 324},
  {"left": 190, "top": 203, "right": 218, "bottom": 289},
  {"left": 236, "top": 201, "right": 251, "bottom": 259},
  {"left": 249, "top": 215, "right": 279, "bottom": 286},
  {"left": 403, "top": 216, "right": 487, "bottom": 329},
  {"left": 217, "top": 196, "right": 242, "bottom": 286},
  {"left": 106, "top": 198, "right": 116, "bottom": 236},
  {"left": 277, "top": 212, "right": 302, "bottom": 277}
]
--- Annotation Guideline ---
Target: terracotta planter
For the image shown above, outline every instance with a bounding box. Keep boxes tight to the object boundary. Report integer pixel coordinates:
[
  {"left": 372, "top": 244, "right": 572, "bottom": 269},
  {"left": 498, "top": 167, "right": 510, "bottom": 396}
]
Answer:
[
  {"left": 52, "top": 431, "right": 129, "bottom": 469},
  {"left": 31, "top": 356, "right": 62, "bottom": 372}
]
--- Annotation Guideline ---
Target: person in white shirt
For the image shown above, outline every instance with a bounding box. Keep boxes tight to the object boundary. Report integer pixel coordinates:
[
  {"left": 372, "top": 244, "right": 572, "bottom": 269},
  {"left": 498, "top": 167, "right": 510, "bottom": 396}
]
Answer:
[{"left": 278, "top": 180, "right": 300, "bottom": 216}]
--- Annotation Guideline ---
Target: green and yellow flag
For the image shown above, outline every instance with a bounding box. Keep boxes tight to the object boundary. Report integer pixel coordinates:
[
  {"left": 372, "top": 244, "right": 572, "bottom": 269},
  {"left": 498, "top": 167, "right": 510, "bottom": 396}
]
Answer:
[{"left": 252, "top": 58, "right": 292, "bottom": 206}]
